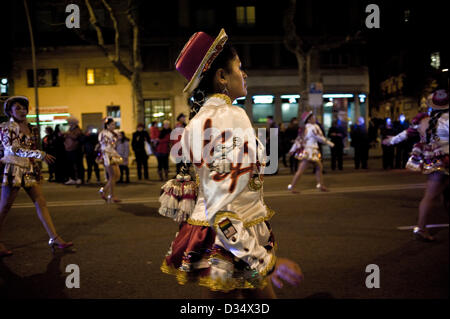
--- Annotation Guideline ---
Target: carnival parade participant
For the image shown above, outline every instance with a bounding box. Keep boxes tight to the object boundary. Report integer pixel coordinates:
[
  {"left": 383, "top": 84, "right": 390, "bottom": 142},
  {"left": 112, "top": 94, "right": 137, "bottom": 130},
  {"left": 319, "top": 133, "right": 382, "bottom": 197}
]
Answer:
[
  {"left": 287, "top": 111, "right": 334, "bottom": 193},
  {"left": 98, "top": 117, "right": 122, "bottom": 203},
  {"left": 0, "top": 96, "right": 73, "bottom": 257},
  {"left": 383, "top": 89, "right": 449, "bottom": 242},
  {"left": 159, "top": 29, "right": 303, "bottom": 298}
]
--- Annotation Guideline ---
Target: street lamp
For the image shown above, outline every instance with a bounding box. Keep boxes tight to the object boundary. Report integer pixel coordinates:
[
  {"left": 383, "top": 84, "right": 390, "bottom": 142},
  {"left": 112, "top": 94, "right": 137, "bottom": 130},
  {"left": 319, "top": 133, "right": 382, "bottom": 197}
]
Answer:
[{"left": 23, "top": 0, "right": 41, "bottom": 148}]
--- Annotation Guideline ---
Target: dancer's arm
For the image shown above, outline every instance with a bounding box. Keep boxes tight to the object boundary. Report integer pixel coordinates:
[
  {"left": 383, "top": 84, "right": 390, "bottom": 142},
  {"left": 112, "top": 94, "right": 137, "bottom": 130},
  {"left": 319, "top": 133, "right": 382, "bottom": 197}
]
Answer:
[{"left": 0, "top": 123, "right": 46, "bottom": 159}]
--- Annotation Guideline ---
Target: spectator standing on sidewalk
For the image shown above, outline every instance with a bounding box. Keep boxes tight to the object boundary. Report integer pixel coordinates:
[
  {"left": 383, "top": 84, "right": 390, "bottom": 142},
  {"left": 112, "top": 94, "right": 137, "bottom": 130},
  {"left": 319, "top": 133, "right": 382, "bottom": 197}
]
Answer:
[
  {"left": 350, "top": 117, "right": 370, "bottom": 169},
  {"left": 394, "top": 114, "right": 410, "bottom": 169},
  {"left": 174, "top": 114, "right": 187, "bottom": 174},
  {"left": 155, "top": 120, "right": 171, "bottom": 181},
  {"left": 117, "top": 131, "right": 130, "bottom": 183},
  {"left": 53, "top": 125, "right": 67, "bottom": 183},
  {"left": 286, "top": 117, "right": 300, "bottom": 173},
  {"left": 132, "top": 123, "right": 150, "bottom": 180},
  {"left": 64, "top": 116, "right": 85, "bottom": 185},
  {"left": 380, "top": 118, "right": 396, "bottom": 170},
  {"left": 328, "top": 118, "right": 346, "bottom": 171},
  {"left": 84, "top": 126, "right": 101, "bottom": 184},
  {"left": 42, "top": 126, "right": 57, "bottom": 181}
]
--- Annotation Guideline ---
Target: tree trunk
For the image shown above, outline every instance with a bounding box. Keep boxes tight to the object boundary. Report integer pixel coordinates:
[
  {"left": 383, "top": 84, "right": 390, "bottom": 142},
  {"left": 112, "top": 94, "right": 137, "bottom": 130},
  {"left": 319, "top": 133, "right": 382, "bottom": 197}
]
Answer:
[{"left": 132, "top": 71, "right": 144, "bottom": 125}]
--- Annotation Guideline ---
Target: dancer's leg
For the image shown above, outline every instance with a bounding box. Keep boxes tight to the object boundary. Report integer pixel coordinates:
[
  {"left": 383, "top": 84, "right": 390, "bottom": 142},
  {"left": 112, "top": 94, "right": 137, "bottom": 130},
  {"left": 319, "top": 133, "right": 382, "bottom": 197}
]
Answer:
[
  {"left": 417, "top": 172, "right": 448, "bottom": 238},
  {"left": 24, "top": 185, "right": 68, "bottom": 244},
  {"left": 289, "top": 160, "right": 309, "bottom": 189},
  {"left": 0, "top": 186, "right": 21, "bottom": 252}
]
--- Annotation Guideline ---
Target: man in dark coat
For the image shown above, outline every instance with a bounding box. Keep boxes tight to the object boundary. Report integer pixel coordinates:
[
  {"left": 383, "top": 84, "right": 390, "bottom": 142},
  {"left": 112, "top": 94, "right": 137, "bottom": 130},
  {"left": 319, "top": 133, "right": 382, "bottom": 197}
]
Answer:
[
  {"left": 132, "top": 123, "right": 151, "bottom": 180},
  {"left": 350, "top": 117, "right": 370, "bottom": 169},
  {"left": 328, "top": 119, "right": 347, "bottom": 170}
]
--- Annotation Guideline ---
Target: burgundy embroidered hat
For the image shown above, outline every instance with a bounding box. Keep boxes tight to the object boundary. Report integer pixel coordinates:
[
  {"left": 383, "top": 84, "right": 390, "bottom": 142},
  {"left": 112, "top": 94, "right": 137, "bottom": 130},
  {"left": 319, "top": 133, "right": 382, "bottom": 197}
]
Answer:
[
  {"left": 175, "top": 29, "right": 228, "bottom": 94},
  {"left": 301, "top": 111, "right": 314, "bottom": 124},
  {"left": 429, "top": 89, "right": 449, "bottom": 110}
]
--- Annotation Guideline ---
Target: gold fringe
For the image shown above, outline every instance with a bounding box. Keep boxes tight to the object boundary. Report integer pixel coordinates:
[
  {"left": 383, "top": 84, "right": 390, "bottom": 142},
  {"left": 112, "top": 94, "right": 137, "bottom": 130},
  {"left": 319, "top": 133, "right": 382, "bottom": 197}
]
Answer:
[
  {"left": 186, "top": 218, "right": 209, "bottom": 227},
  {"left": 209, "top": 93, "right": 232, "bottom": 106},
  {"left": 244, "top": 207, "right": 275, "bottom": 228},
  {"left": 160, "top": 259, "right": 271, "bottom": 292},
  {"left": 187, "top": 206, "right": 275, "bottom": 228}
]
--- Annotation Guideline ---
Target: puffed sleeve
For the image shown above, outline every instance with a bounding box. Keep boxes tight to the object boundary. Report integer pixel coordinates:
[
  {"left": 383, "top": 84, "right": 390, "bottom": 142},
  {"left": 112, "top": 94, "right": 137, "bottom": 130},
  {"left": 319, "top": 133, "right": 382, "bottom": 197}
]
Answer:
[
  {"left": 0, "top": 122, "right": 45, "bottom": 160},
  {"left": 184, "top": 106, "right": 275, "bottom": 276},
  {"left": 388, "top": 130, "right": 408, "bottom": 145},
  {"left": 310, "top": 124, "right": 334, "bottom": 147}
]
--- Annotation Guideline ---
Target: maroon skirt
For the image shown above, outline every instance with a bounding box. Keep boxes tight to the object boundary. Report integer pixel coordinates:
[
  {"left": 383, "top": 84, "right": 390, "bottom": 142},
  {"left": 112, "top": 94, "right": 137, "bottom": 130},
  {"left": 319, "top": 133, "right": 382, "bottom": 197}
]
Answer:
[{"left": 161, "top": 221, "right": 276, "bottom": 292}]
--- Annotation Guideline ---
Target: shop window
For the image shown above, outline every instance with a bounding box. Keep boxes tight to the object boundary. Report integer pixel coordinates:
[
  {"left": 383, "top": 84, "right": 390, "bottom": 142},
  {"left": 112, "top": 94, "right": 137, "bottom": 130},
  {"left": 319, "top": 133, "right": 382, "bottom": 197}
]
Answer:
[
  {"left": 86, "top": 68, "right": 115, "bottom": 85},
  {"left": 144, "top": 98, "right": 173, "bottom": 128},
  {"left": 252, "top": 95, "right": 274, "bottom": 123},
  {"left": 27, "top": 69, "right": 59, "bottom": 87},
  {"left": 281, "top": 95, "right": 300, "bottom": 122},
  {"left": 236, "top": 6, "right": 256, "bottom": 26},
  {"left": 232, "top": 97, "right": 246, "bottom": 109}
]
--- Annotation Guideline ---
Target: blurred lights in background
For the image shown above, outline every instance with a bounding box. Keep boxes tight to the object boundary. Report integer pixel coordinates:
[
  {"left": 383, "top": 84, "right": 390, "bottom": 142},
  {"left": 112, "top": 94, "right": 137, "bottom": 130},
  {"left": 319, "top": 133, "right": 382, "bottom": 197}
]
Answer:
[
  {"left": 252, "top": 95, "right": 274, "bottom": 104},
  {"left": 1, "top": 78, "right": 8, "bottom": 94},
  {"left": 86, "top": 68, "right": 95, "bottom": 85},
  {"left": 430, "top": 52, "right": 440, "bottom": 69}
]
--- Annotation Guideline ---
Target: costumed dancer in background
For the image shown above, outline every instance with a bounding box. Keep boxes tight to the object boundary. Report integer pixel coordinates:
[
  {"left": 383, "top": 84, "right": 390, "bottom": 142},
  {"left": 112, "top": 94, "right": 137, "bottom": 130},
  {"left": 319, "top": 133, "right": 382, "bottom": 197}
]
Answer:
[
  {"left": 287, "top": 111, "right": 334, "bottom": 193},
  {"left": 383, "top": 89, "right": 449, "bottom": 242},
  {"left": 159, "top": 29, "right": 303, "bottom": 298},
  {"left": 0, "top": 96, "right": 73, "bottom": 257},
  {"left": 98, "top": 117, "right": 123, "bottom": 203}
]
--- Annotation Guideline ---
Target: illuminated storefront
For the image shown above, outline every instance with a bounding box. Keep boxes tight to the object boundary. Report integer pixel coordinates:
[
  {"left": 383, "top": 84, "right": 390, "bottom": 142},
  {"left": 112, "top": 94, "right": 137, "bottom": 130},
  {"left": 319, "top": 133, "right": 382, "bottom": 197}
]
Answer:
[
  {"left": 27, "top": 106, "right": 70, "bottom": 137},
  {"left": 235, "top": 93, "right": 367, "bottom": 133}
]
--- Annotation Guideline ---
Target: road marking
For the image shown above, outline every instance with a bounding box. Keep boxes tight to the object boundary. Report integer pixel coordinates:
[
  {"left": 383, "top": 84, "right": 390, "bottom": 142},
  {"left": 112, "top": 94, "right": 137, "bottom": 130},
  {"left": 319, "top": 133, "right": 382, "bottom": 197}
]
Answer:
[
  {"left": 263, "top": 183, "right": 425, "bottom": 198},
  {"left": 397, "top": 224, "right": 449, "bottom": 230},
  {"left": 12, "top": 183, "right": 426, "bottom": 209}
]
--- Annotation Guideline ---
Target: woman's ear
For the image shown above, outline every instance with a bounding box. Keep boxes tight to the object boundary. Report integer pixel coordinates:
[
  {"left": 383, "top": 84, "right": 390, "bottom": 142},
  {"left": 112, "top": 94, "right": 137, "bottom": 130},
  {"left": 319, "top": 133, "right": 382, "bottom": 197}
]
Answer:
[{"left": 215, "top": 68, "right": 228, "bottom": 86}]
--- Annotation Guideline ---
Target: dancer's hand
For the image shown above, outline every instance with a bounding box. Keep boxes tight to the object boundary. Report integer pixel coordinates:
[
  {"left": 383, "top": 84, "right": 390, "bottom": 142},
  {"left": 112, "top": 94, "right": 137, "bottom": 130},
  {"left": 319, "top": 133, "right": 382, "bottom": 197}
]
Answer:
[
  {"left": 270, "top": 257, "right": 303, "bottom": 288},
  {"left": 382, "top": 137, "right": 392, "bottom": 145},
  {"left": 44, "top": 154, "right": 56, "bottom": 164}
]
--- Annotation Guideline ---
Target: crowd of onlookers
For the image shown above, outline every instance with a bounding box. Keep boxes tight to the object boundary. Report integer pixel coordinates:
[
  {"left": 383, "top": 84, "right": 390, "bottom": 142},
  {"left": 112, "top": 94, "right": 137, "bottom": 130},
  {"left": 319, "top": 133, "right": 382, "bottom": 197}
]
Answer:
[
  {"left": 273, "top": 114, "right": 416, "bottom": 173},
  {"left": 38, "top": 112, "right": 414, "bottom": 185},
  {"left": 41, "top": 113, "right": 188, "bottom": 185}
]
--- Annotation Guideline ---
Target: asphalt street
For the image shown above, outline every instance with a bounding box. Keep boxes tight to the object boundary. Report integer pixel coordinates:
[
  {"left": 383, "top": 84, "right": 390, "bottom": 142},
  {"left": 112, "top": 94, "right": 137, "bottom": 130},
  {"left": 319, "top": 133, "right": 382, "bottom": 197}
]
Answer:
[{"left": 0, "top": 158, "right": 448, "bottom": 299}]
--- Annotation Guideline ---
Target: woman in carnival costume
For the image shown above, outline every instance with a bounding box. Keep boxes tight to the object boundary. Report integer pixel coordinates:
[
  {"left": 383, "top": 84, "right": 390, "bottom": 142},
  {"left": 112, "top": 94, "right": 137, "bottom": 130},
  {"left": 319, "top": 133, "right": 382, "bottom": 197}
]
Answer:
[
  {"left": 98, "top": 117, "right": 123, "bottom": 203},
  {"left": 287, "top": 111, "right": 334, "bottom": 193},
  {"left": 0, "top": 96, "right": 73, "bottom": 257},
  {"left": 383, "top": 89, "right": 449, "bottom": 242},
  {"left": 159, "top": 29, "right": 303, "bottom": 298}
]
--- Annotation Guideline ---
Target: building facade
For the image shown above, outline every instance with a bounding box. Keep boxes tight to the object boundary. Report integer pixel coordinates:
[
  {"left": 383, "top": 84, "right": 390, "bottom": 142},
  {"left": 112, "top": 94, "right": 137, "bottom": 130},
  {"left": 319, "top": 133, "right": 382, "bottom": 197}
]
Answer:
[{"left": 4, "top": 0, "right": 371, "bottom": 139}]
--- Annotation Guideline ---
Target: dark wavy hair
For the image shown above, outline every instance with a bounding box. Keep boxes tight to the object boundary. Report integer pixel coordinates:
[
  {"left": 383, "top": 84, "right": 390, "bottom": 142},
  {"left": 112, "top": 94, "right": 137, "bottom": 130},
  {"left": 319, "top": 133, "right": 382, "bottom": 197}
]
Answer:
[
  {"left": 189, "top": 43, "right": 237, "bottom": 119},
  {"left": 104, "top": 117, "right": 115, "bottom": 129}
]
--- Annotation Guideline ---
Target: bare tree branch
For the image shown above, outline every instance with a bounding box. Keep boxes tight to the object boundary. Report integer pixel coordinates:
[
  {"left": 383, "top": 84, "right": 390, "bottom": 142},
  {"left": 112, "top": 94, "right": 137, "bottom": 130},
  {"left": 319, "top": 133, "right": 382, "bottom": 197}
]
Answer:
[
  {"left": 101, "top": 0, "right": 120, "bottom": 61},
  {"left": 84, "top": 0, "right": 133, "bottom": 80},
  {"left": 126, "top": 0, "right": 142, "bottom": 71},
  {"left": 283, "top": 0, "right": 304, "bottom": 56}
]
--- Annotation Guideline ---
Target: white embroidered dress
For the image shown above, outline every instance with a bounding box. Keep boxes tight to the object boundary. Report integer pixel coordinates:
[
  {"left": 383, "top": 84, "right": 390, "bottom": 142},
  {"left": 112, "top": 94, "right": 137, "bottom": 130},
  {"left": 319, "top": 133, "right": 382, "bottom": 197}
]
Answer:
[
  {"left": 162, "top": 94, "right": 276, "bottom": 291},
  {"left": 0, "top": 118, "right": 46, "bottom": 187},
  {"left": 98, "top": 129, "right": 122, "bottom": 166}
]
